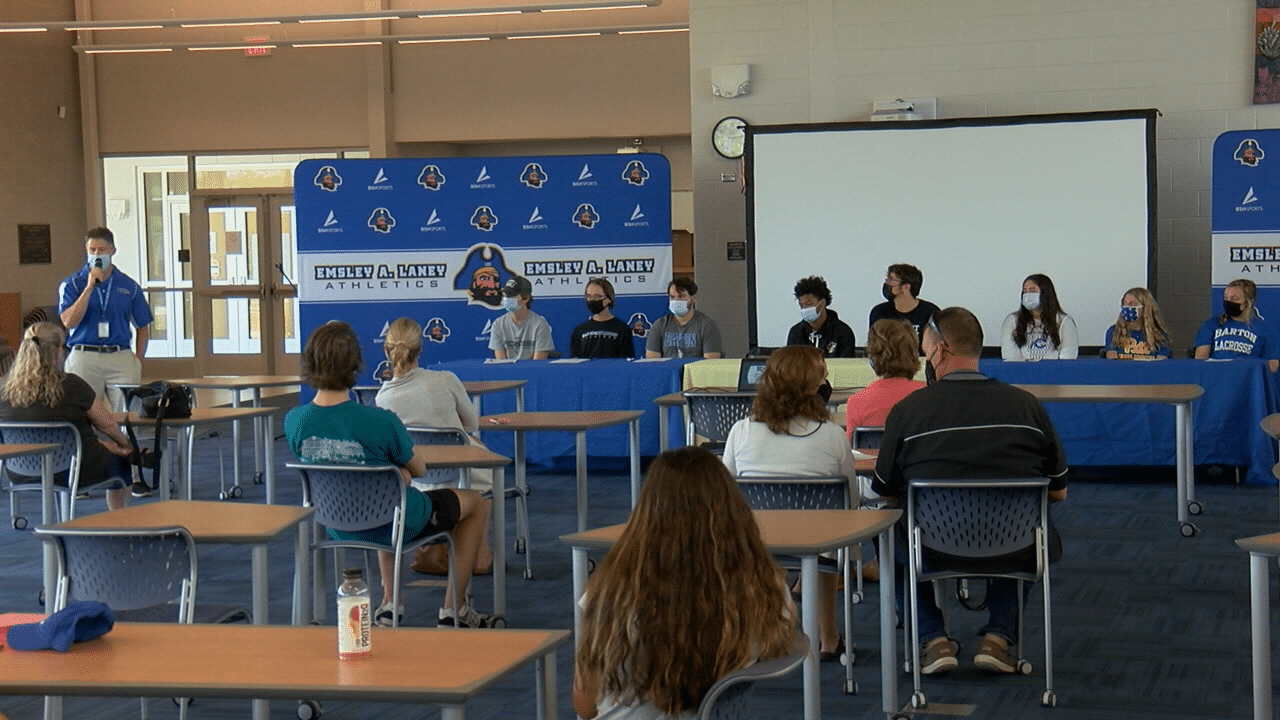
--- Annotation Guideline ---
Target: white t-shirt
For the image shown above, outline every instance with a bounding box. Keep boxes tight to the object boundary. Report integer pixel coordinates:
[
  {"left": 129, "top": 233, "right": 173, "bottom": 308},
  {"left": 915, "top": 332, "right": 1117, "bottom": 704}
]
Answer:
[
  {"left": 722, "top": 417, "right": 859, "bottom": 506},
  {"left": 1000, "top": 312, "right": 1079, "bottom": 361},
  {"left": 489, "top": 310, "right": 554, "bottom": 359}
]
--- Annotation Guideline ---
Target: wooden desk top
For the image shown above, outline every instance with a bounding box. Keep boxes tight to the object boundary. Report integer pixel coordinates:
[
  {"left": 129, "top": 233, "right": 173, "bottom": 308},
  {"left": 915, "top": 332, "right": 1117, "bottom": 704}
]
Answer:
[
  {"left": 0, "top": 443, "right": 57, "bottom": 461},
  {"left": 1014, "top": 383, "right": 1204, "bottom": 404},
  {"left": 561, "top": 509, "right": 900, "bottom": 556},
  {"left": 52, "top": 500, "right": 312, "bottom": 544},
  {"left": 1237, "top": 532, "right": 1280, "bottom": 556},
  {"left": 165, "top": 376, "right": 302, "bottom": 390},
  {"left": 462, "top": 379, "right": 528, "bottom": 395},
  {"left": 480, "top": 410, "right": 644, "bottom": 432},
  {"left": 413, "top": 445, "right": 512, "bottom": 470},
  {"left": 115, "top": 405, "right": 279, "bottom": 427},
  {"left": 0, "top": 623, "right": 570, "bottom": 703}
]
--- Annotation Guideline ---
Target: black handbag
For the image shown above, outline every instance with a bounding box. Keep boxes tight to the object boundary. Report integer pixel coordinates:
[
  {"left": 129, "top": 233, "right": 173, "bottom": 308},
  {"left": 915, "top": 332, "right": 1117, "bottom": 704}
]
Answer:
[{"left": 123, "top": 382, "right": 194, "bottom": 491}]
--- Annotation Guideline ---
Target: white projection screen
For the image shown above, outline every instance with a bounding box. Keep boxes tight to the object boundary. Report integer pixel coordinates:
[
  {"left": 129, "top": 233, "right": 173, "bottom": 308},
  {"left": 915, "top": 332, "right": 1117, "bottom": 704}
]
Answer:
[{"left": 747, "top": 110, "right": 1156, "bottom": 352}]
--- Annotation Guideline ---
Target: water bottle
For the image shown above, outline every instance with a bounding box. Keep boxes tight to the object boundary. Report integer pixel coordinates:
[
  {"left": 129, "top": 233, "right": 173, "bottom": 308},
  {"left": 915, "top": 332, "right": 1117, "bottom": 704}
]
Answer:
[{"left": 337, "top": 567, "right": 372, "bottom": 659}]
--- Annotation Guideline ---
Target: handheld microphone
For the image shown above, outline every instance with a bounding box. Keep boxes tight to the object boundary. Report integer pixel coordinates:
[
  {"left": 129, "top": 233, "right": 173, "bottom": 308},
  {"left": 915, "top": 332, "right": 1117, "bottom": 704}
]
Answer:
[{"left": 90, "top": 257, "right": 103, "bottom": 286}]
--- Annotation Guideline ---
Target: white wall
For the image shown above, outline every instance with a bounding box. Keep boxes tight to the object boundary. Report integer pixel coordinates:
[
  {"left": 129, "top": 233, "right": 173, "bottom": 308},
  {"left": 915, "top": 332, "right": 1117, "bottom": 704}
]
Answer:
[{"left": 690, "top": 0, "right": 1267, "bottom": 355}]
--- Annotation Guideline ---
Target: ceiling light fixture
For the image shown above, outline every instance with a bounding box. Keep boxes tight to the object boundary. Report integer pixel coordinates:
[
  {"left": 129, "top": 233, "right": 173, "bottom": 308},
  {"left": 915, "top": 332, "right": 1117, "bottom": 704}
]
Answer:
[
  {"left": 508, "top": 31, "right": 602, "bottom": 39},
  {"left": 397, "top": 36, "right": 492, "bottom": 44}
]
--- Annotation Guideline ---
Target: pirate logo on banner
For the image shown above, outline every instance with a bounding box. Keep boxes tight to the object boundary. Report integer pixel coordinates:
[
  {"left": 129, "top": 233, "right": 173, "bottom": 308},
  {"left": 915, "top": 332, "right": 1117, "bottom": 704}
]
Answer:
[
  {"left": 622, "top": 160, "right": 649, "bottom": 186},
  {"left": 573, "top": 203, "right": 600, "bottom": 229},
  {"left": 314, "top": 165, "right": 343, "bottom": 192},
  {"left": 424, "top": 317, "right": 451, "bottom": 344},
  {"left": 418, "top": 165, "right": 446, "bottom": 190},
  {"left": 454, "top": 244, "right": 518, "bottom": 308},
  {"left": 368, "top": 208, "right": 396, "bottom": 233},
  {"left": 470, "top": 206, "right": 498, "bottom": 231},
  {"left": 1235, "top": 139, "right": 1266, "bottom": 167},
  {"left": 521, "top": 163, "right": 549, "bottom": 189},
  {"left": 628, "top": 312, "right": 652, "bottom": 338}
]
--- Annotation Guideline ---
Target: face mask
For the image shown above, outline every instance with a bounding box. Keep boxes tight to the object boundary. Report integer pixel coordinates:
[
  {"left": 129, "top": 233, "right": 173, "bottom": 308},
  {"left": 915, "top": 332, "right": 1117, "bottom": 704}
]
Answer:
[
  {"left": 816, "top": 380, "right": 832, "bottom": 403},
  {"left": 924, "top": 359, "right": 937, "bottom": 386},
  {"left": 585, "top": 299, "right": 606, "bottom": 315},
  {"left": 88, "top": 253, "right": 112, "bottom": 271},
  {"left": 882, "top": 284, "right": 895, "bottom": 301},
  {"left": 799, "top": 306, "right": 819, "bottom": 324},
  {"left": 1021, "top": 292, "right": 1041, "bottom": 311},
  {"left": 501, "top": 296, "right": 520, "bottom": 313},
  {"left": 669, "top": 299, "right": 689, "bottom": 316},
  {"left": 1224, "top": 299, "right": 1244, "bottom": 318},
  {"left": 1120, "top": 305, "right": 1142, "bottom": 323}
]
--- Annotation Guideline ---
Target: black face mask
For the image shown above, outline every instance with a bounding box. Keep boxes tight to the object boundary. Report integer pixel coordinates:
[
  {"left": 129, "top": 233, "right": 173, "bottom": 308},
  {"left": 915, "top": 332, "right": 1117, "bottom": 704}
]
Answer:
[
  {"left": 924, "top": 360, "right": 937, "bottom": 385},
  {"left": 586, "top": 299, "right": 607, "bottom": 315},
  {"left": 882, "top": 283, "right": 894, "bottom": 301},
  {"left": 817, "top": 380, "right": 832, "bottom": 403},
  {"left": 1224, "top": 299, "right": 1244, "bottom": 318}
]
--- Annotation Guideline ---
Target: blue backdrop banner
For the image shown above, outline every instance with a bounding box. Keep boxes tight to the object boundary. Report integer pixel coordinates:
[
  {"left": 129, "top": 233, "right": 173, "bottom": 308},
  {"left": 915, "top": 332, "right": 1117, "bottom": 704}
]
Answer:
[
  {"left": 294, "top": 155, "right": 673, "bottom": 380},
  {"left": 1212, "top": 131, "right": 1280, "bottom": 323}
]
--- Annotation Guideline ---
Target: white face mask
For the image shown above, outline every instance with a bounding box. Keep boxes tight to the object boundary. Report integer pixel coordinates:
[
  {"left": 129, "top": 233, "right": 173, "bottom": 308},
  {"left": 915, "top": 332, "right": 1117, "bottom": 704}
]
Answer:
[
  {"left": 501, "top": 296, "right": 520, "bottom": 313},
  {"left": 1021, "top": 292, "right": 1041, "bottom": 311},
  {"left": 88, "top": 253, "right": 112, "bottom": 271},
  {"left": 799, "top": 306, "right": 820, "bottom": 324},
  {"left": 669, "top": 299, "right": 689, "bottom": 316}
]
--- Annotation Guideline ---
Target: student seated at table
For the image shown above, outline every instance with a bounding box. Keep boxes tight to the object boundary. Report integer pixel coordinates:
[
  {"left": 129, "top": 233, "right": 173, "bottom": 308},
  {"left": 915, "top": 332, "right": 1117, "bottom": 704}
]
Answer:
[
  {"left": 645, "top": 277, "right": 723, "bottom": 359},
  {"left": 376, "top": 317, "right": 495, "bottom": 577},
  {"left": 573, "top": 446, "right": 795, "bottom": 720},
  {"left": 1000, "top": 273, "right": 1079, "bottom": 361},
  {"left": 787, "top": 275, "right": 856, "bottom": 357},
  {"left": 1104, "top": 287, "right": 1172, "bottom": 360},
  {"left": 570, "top": 277, "right": 635, "bottom": 359},
  {"left": 1194, "top": 278, "right": 1280, "bottom": 373},
  {"left": 490, "top": 275, "right": 554, "bottom": 360},
  {"left": 722, "top": 345, "right": 856, "bottom": 662},
  {"left": 285, "top": 321, "right": 493, "bottom": 628},
  {"left": 0, "top": 322, "right": 134, "bottom": 511}
]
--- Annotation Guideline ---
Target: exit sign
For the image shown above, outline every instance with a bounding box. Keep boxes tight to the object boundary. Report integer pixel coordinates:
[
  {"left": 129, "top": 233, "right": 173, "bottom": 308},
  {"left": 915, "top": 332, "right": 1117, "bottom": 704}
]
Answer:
[{"left": 244, "top": 37, "right": 272, "bottom": 57}]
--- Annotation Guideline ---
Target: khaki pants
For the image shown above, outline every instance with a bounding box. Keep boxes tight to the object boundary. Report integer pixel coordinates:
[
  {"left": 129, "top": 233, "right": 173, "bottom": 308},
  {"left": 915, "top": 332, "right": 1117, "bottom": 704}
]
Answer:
[{"left": 65, "top": 348, "right": 140, "bottom": 412}]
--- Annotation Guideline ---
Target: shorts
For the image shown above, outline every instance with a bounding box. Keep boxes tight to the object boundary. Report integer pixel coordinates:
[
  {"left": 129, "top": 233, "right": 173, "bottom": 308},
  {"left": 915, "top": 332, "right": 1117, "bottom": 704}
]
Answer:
[{"left": 416, "top": 488, "right": 461, "bottom": 539}]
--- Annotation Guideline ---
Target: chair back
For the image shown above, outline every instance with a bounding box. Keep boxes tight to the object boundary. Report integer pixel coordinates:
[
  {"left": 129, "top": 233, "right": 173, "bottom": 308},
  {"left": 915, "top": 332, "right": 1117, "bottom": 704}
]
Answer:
[
  {"left": 291, "top": 463, "right": 408, "bottom": 539},
  {"left": 352, "top": 386, "right": 380, "bottom": 408},
  {"left": 0, "top": 421, "right": 80, "bottom": 477},
  {"left": 695, "top": 630, "right": 810, "bottom": 720},
  {"left": 735, "top": 474, "right": 850, "bottom": 511},
  {"left": 35, "top": 526, "right": 197, "bottom": 622},
  {"left": 406, "top": 427, "right": 470, "bottom": 489},
  {"left": 908, "top": 478, "right": 1049, "bottom": 560},
  {"left": 851, "top": 426, "right": 885, "bottom": 450},
  {"left": 684, "top": 392, "right": 753, "bottom": 445}
]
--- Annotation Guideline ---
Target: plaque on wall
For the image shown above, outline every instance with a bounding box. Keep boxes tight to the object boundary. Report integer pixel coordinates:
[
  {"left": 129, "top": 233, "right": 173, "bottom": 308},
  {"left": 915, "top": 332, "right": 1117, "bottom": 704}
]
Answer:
[
  {"left": 727, "top": 241, "right": 746, "bottom": 261},
  {"left": 18, "top": 224, "right": 51, "bottom": 264}
]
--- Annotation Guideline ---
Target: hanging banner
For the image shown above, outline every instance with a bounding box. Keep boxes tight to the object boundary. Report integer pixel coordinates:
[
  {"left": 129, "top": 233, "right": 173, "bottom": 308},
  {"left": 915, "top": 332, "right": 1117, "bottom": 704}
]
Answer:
[
  {"left": 1212, "top": 131, "right": 1280, "bottom": 322},
  {"left": 294, "top": 155, "right": 672, "bottom": 380}
]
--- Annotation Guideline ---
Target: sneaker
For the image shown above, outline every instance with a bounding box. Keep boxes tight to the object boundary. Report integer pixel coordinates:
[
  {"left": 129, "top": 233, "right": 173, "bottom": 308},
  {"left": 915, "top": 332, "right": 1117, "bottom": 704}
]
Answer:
[
  {"left": 919, "top": 638, "right": 959, "bottom": 675},
  {"left": 373, "top": 602, "right": 404, "bottom": 627},
  {"left": 973, "top": 637, "right": 1016, "bottom": 674},
  {"left": 130, "top": 481, "right": 153, "bottom": 498},
  {"left": 437, "top": 604, "right": 493, "bottom": 628}
]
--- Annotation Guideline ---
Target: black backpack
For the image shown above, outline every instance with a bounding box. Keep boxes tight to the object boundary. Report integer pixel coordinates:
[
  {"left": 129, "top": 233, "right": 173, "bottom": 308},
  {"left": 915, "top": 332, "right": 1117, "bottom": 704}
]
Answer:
[{"left": 123, "top": 382, "right": 194, "bottom": 490}]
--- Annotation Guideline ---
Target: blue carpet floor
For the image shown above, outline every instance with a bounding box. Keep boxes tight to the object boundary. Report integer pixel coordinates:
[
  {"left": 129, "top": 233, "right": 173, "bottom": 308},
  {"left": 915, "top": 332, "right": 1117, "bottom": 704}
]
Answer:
[{"left": 0, "top": 428, "right": 1276, "bottom": 718}]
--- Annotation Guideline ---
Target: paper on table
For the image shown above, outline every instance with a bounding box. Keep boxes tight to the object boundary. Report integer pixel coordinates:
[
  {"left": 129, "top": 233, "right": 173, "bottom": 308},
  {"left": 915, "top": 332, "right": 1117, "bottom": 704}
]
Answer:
[
  {"left": 852, "top": 450, "right": 874, "bottom": 460},
  {"left": 550, "top": 358, "right": 590, "bottom": 364},
  {"left": 484, "top": 358, "right": 519, "bottom": 364},
  {"left": 632, "top": 357, "right": 671, "bottom": 362}
]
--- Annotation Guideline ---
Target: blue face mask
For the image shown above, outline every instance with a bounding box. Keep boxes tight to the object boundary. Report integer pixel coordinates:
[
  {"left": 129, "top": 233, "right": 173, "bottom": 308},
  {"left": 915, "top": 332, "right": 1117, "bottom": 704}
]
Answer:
[{"left": 1120, "top": 305, "right": 1142, "bottom": 323}]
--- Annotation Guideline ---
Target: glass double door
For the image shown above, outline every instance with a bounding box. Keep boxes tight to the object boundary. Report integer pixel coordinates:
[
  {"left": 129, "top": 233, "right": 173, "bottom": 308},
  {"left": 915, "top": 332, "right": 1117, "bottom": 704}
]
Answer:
[{"left": 188, "top": 192, "right": 299, "bottom": 376}]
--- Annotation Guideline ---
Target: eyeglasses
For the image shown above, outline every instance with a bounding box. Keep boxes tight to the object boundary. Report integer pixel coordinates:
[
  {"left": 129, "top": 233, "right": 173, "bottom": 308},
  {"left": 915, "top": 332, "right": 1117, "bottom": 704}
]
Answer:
[{"left": 585, "top": 294, "right": 607, "bottom": 301}]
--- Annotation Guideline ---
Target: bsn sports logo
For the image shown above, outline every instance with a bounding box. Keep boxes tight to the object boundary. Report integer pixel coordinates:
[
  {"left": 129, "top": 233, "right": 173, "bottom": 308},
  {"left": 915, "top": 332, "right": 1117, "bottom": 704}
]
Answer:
[
  {"left": 368, "top": 168, "right": 391, "bottom": 190},
  {"left": 418, "top": 165, "right": 446, "bottom": 190},
  {"left": 624, "top": 204, "right": 649, "bottom": 227},
  {"left": 573, "top": 164, "right": 597, "bottom": 187},
  {"left": 471, "top": 166, "right": 496, "bottom": 189},
  {"left": 1238, "top": 187, "right": 1264, "bottom": 212},
  {"left": 421, "top": 209, "right": 446, "bottom": 232},
  {"left": 314, "top": 166, "right": 342, "bottom": 192}
]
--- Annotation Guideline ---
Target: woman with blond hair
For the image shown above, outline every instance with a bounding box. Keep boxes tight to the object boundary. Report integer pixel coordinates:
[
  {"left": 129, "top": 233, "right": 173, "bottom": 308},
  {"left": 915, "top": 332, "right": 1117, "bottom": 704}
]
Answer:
[
  {"left": 1104, "top": 287, "right": 1172, "bottom": 360},
  {"left": 375, "top": 317, "right": 493, "bottom": 576},
  {"left": 1193, "top": 277, "right": 1280, "bottom": 372},
  {"left": 0, "top": 322, "right": 133, "bottom": 510},
  {"left": 573, "top": 446, "right": 795, "bottom": 719},
  {"left": 722, "top": 344, "right": 856, "bottom": 662}
]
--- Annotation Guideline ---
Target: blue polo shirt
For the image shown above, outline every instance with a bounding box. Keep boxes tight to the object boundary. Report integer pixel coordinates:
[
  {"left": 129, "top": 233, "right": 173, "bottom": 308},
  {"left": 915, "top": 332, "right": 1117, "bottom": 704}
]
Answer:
[{"left": 57, "top": 265, "right": 153, "bottom": 348}]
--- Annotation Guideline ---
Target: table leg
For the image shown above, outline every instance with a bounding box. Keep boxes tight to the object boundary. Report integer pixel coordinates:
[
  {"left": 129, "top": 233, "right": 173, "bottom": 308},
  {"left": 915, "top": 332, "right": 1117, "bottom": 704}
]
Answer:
[
  {"left": 40, "top": 451, "right": 55, "bottom": 612},
  {"left": 251, "top": 540, "right": 270, "bottom": 720},
  {"left": 264, "top": 413, "right": 276, "bottom": 505},
  {"left": 493, "top": 466, "right": 506, "bottom": 618},
  {"left": 516, "top": 386, "right": 525, "bottom": 413},
  {"left": 1250, "top": 553, "right": 1272, "bottom": 720},
  {"left": 629, "top": 418, "right": 640, "bottom": 509},
  {"left": 252, "top": 389, "right": 265, "bottom": 485},
  {"left": 576, "top": 431, "right": 589, "bottom": 533},
  {"left": 536, "top": 651, "right": 557, "bottom": 720},
  {"left": 658, "top": 403, "right": 669, "bottom": 453},
  {"left": 441, "top": 706, "right": 465, "bottom": 720},
  {"left": 571, "top": 546, "right": 588, "bottom": 643},
  {"left": 293, "top": 520, "right": 310, "bottom": 626},
  {"left": 881, "top": 526, "right": 898, "bottom": 717},
  {"left": 800, "top": 555, "right": 821, "bottom": 720},
  {"left": 1176, "top": 401, "right": 1192, "bottom": 528},
  {"left": 230, "top": 391, "right": 244, "bottom": 492},
  {"left": 184, "top": 426, "right": 196, "bottom": 501}
]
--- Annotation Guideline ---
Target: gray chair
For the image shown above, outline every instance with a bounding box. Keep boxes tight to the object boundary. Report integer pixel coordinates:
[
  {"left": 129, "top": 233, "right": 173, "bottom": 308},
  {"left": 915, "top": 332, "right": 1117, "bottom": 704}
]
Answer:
[
  {"left": 905, "top": 477, "right": 1056, "bottom": 710},
  {"left": 735, "top": 474, "right": 860, "bottom": 695},
  {"left": 683, "top": 392, "right": 753, "bottom": 453},
  {"left": 851, "top": 425, "right": 885, "bottom": 451},
  {"left": 695, "top": 629, "right": 810, "bottom": 720},
  {"left": 407, "top": 425, "right": 532, "bottom": 579},
  {"left": 352, "top": 386, "right": 380, "bottom": 407},
  {"left": 290, "top": 463, "right": 458, "bottom": 627},
  {"left": 35, "top": 525, "right": 251, "bottom": 719},
  {"left": 0, "top": 421, "right": 128, "bottom": 529}
]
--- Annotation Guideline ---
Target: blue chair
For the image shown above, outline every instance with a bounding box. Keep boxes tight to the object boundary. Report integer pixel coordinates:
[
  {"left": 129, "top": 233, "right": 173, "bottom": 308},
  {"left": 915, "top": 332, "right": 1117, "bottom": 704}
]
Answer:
[
  {"left": 0, "top": 421, "right": 128, "bottom": 529},
  {"left": 683, "top": 392, "right": 753, "bottom": 454},
  {"left": 696, "top": 629, "right": 810, "bottom": 720}
]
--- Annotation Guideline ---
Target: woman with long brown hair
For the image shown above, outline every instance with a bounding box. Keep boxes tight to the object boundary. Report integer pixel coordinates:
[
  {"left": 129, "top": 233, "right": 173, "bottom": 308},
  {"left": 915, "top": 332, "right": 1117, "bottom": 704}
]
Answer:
[
  {"left": 573, "top": 446, "right": 795, "bottom": 719},
  {"left": 722, "top": 344, "right": 856, "bottom": 661},
  {"left": 0, "top": 322, "right": 133, "bottom": 510},
  {"left": 1000, "top": 273, "right": 1079, "bottom": 361}
]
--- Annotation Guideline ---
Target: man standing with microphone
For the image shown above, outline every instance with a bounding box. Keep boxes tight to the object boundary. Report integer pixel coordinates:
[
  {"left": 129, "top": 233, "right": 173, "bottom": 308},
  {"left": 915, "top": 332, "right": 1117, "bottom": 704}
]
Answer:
[{"left": 58, "top": 226, "right": 153, "bottom": 431}]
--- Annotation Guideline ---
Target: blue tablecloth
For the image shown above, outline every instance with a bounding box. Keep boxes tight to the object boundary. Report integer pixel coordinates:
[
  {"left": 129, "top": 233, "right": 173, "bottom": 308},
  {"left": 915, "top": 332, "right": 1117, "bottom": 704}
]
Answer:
[
  {"left": 430, "top": 358, "right": 697, "bottom": 470},
  {"left": 979, "top": 358, "right": 1279, "bottom": 485}
]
